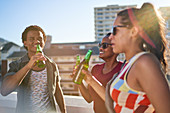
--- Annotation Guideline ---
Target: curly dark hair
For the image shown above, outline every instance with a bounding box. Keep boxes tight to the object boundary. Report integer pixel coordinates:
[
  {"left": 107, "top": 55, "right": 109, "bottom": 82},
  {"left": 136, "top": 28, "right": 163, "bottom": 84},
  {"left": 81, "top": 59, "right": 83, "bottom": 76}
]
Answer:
[{"left": 22, "top": 25, "right": 47, "bottom": 50}]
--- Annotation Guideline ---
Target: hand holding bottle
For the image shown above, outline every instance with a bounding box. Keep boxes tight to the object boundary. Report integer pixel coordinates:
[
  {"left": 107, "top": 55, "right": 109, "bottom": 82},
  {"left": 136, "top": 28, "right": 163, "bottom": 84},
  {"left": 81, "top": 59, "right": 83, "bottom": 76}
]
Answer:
[
  {"left": 81, "top": 69, "right": 94, "bottom": 85},
  {"left": 26, "top": 53, "right": 47, "bottom": 69},
  {"left": 36, "top": 44, "right": 46, "bottom": 68},
  {"left": 70, "top": 54, "right": 80, "bottom": 78},
  {"left": 73, "top": 50, "right": 92, "bottom": 84}
]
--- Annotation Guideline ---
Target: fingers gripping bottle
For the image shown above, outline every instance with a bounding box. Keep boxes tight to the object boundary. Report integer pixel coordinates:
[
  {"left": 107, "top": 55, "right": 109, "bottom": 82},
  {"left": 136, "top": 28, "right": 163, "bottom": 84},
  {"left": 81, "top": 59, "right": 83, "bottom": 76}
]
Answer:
[
  {"left": 73, "top": 50, "right": 92, "bottom": 84},
  {"left": 36, "top": 44, "right": 46, "bottom": 68}
]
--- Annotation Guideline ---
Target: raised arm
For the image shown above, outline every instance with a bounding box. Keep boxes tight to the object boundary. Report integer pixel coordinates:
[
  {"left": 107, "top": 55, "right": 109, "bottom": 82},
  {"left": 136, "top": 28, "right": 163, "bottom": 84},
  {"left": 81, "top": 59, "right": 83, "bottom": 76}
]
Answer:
[
  {"left": 78, "top": 83, "right": 93, "bottom": 103},
  {"left": 1, "top": 53, "right": 46, "bottom": 96},
  {"left": 82, "top": 70, "right": 106, "bottom": 101}
]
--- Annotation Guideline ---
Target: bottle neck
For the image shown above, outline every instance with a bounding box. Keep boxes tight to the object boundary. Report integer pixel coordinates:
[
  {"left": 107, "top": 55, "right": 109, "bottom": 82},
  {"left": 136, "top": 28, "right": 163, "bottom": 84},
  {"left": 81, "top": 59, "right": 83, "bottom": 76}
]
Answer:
[
  {"left": 84, "top": 52, "right": 92, "bottom": 64},
  {"left": 76, "top": 55, "right": 80, "bottom": 65},
  {"left": 37, "top": 45, "right": 42, "bottom": 53},
  {"left": 84, "top": 50, "right": 92, "bottom": 61}
]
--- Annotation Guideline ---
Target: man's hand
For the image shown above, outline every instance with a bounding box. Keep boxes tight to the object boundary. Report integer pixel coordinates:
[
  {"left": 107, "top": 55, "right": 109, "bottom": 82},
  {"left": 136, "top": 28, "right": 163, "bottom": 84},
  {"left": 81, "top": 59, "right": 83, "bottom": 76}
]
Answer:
[{"left": 27, "top": 53, "right": 47, "bottom": 69}]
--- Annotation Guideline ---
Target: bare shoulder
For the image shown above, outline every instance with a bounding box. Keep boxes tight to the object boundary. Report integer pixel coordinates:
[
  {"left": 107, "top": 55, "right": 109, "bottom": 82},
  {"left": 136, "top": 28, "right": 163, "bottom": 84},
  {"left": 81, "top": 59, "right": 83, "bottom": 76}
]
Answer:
[
  {"left": 135, "top": 53, "right": 161, "bottom": 70},
  {"left": 131, "top": 53, "right": 164, "bottom": 83},
  {"left": 131, "top": 53, "right": 166, "bottom": 87}
]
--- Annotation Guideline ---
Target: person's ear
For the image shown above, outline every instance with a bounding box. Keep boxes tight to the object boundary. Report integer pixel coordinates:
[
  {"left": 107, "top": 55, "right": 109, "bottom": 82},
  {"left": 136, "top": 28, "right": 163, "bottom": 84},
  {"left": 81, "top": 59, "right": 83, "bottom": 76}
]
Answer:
[
  {"left": 131, "top": 26, "right": 139, "bottom": 38},
  {"left": 23, "top": 41, "right": 27, "bottom": 47}
]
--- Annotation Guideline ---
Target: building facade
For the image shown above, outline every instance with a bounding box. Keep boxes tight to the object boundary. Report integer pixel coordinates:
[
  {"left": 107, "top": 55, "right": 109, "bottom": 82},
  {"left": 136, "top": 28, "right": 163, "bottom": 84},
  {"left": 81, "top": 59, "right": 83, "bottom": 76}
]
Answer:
[{"left": 94, "top": 4, "right": 137, "bottom": 41}]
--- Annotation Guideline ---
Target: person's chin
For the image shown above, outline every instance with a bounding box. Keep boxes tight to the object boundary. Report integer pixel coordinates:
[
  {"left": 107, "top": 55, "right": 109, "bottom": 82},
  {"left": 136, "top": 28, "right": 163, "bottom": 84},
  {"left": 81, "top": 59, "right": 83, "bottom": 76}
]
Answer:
[{"left": 99, "top": 55, "right": 104, "bottom": 59}]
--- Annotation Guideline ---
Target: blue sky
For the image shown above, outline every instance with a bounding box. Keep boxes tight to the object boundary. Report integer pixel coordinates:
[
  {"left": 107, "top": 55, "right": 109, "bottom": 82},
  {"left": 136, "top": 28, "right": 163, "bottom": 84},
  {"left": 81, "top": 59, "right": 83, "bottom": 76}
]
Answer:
[{"left": 0, "top": 0, "right": 170, "bottom": 46}]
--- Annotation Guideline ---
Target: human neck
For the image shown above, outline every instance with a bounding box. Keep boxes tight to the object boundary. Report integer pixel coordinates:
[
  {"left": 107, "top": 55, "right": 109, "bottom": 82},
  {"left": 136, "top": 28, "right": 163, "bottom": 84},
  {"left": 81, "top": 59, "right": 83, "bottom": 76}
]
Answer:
[
  {"left": 102, "top": 56, "right": 118, "bottom": 74},
  {"left": 125, "top": 50, "right": 143, "bottom": 61}
]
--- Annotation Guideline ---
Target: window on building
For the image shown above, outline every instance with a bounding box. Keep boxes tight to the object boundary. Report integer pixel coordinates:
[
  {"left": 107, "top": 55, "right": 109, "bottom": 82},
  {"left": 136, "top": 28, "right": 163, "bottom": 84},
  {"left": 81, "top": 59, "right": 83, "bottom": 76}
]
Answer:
[
  {"left": 105, "top": 29, "right": 110, "bottom": 32},
  {"left": 112, "top": 16, "right": 115, "bottom": 19},
  {"left": 98, "top": 33, "right": 104, "bottom": 36},
  {"left": 105, "top": 16, "right": 110, "bottom": 19},
  {"left": 79, "top": 45, "right": 85, "bottom": 49},
  {"left": 97, "top": 21, "right": 103, "bottom": 24},
  {"left": 97, "top": 17, "right": 103, "bottom": 20},
  {"left": 97, "top": 25, "right": 103, "bottom": 28},
  {"left": 97, "top": 9, "right": 103, "bottom": 11},
  {"left": 97, "top": 29, "right": 103, "bottom": 32},
  {"left": 105, "top": 8, "right": 110, "bottom": 11},
  {"left": 97, "top": 13, "right": 103, "bottom": 15},
  {"left": 111, "top": 8, "right": 118, "bottom": 11}
]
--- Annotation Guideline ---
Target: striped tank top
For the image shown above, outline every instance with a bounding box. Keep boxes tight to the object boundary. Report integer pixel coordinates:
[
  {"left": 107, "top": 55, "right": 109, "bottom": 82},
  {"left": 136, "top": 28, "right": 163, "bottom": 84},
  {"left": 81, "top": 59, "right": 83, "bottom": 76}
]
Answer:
[{"left": 110, "top": 52, "right": 155, "bottom": 113}]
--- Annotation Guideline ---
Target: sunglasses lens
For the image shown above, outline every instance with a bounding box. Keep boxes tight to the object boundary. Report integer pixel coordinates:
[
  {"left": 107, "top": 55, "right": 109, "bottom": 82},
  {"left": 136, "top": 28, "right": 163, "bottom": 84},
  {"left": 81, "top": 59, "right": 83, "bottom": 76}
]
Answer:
[
  {"left": 113, "top": 27, "right": 116, "bottom": 35},
  {"left": 99, "top": 43, "right": 108, "bottom": 49},
  {"left": 102, "top": 44, "right": 107, "bottom": 49}
]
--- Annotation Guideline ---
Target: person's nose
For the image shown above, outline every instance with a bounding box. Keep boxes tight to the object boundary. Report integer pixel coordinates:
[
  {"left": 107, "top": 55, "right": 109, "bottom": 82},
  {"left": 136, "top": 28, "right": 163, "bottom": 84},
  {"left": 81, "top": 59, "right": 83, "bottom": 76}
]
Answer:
[
  {"left": 99, "top": 46, "right": 103, "bottom": 51},
  {"left": 109, "top": 34, "right": 114, "bottom": 40}
]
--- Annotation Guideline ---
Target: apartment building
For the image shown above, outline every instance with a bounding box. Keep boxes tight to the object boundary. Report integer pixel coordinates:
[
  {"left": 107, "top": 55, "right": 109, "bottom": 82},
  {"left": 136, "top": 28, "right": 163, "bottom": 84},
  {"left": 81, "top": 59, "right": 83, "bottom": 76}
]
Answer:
[{"left": 94, "top": 4, "right": 137, "bottom": 41}]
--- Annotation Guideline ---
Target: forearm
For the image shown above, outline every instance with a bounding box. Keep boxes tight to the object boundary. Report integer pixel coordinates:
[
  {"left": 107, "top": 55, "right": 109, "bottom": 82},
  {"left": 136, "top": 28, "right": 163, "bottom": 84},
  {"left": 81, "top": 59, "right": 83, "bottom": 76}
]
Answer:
[
  {"left": 55, "top": 85, "right": 66, "bottom": 113},
  {"left": 1, "top": 64, "right": 31, "bottom": 96},
  {"left": 89, "top": 76, "right": 106, "bottom": 101},
  {"left": 78, "top": 83, "right": 92, "bottom": 103}
]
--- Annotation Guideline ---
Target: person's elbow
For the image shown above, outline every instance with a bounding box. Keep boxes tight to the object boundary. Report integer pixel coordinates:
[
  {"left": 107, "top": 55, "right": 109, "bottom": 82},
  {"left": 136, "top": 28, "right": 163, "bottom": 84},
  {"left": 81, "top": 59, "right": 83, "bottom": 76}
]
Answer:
[
  {"left": 84, "top": 97, "right": 93, "bottom": 103},
  {"left": 1, "top": 83, "right": 12, "bottom": 96},
  {"left": 86, "top": 99, "right": 92, "bottom": 103},
  {"left": 1, "top": 88, "right": 10, "bottom": 96}
]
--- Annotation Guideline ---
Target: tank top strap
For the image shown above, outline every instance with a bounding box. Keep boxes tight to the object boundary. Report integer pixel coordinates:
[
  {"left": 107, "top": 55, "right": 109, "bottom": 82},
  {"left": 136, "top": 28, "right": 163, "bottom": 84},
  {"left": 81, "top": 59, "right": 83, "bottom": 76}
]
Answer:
[{"left": 118, "top": 52, "right": 148, "bottom": 78}]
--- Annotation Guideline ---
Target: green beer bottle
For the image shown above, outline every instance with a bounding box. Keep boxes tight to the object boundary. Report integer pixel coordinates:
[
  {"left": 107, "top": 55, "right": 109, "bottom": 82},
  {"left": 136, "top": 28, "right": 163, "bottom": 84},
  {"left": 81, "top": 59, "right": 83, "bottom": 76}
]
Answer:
[
  {"left": 36, "top": 44, "right": 46, "bottom": 68},
  {"left": 73, "top": 50, "right": 92, "bottom": 84},
  {"left": 75, "top": 54, "right": 80, "bottom": 69}
]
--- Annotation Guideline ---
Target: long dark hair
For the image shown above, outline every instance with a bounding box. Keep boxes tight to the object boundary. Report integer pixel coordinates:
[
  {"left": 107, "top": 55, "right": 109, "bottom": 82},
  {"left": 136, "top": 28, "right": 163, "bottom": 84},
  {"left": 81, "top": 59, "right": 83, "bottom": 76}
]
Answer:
[{"left": 117, "top": 3, "right": 167, "bottom": 72}]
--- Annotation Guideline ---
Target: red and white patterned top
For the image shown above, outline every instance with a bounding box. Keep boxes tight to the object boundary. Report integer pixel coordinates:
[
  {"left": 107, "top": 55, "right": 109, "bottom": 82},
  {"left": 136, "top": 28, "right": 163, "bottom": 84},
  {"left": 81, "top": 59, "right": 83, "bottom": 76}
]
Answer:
[{"left": 110, "top": 52, "right": 155, "bottom": 113}]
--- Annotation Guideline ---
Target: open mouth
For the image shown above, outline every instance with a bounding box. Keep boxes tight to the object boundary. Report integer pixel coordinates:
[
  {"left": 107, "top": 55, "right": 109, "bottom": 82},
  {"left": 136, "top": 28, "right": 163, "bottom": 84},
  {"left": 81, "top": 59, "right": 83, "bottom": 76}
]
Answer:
[{"left": 99, "top": 51, "right": 104, "bottom": 54}]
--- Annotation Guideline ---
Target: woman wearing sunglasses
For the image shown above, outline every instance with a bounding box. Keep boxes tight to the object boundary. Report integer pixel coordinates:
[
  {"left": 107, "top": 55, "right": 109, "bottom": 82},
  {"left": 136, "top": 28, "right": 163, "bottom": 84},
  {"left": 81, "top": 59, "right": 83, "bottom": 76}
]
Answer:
[
  {"left": 72, "top": 33, "right": 122, "bottom": 113},
  {"left": 82, "top": 2, "right": 170, "bottom": 113}
]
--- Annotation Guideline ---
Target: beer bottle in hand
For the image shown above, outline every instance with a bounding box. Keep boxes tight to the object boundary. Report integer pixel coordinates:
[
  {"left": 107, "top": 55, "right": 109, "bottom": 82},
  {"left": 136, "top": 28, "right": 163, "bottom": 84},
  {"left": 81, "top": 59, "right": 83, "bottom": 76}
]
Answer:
[
  {"left": 36, "top": 44, "right": 46, "bottom": 68},
  {"left": 73, "top": 50, "right": 92, "bottom": 84},
  {"left": 75, "top": 54, "right": 80, "bottom": 69}
]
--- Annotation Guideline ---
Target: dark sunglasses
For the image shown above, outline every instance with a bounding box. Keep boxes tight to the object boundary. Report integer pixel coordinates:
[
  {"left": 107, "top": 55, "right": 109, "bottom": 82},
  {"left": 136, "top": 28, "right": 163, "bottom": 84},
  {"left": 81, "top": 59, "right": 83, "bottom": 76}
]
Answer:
[
  {"left": 98, "top": 43, "right": 112, "bottom": 49},
  {"left": 111, "top": 25, "right": 128, "bottom": 36}
]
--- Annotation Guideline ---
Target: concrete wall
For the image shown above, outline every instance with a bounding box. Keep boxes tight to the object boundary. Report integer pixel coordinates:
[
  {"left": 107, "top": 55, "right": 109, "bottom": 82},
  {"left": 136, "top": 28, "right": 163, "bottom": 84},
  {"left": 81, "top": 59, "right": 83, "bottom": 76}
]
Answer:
[{"left": 0, "top": 92, "right": 94, "bottom": 113}]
